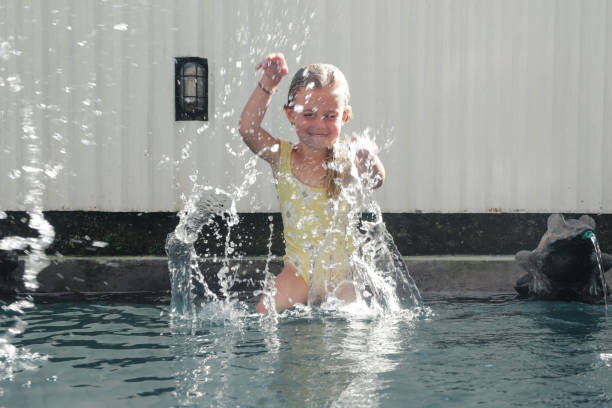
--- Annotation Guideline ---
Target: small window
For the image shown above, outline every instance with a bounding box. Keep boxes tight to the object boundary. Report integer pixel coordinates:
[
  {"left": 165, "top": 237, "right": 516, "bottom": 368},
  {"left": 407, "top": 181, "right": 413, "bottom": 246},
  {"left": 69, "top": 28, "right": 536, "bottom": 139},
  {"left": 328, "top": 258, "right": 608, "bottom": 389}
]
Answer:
[{"left": 175, "top": 57, "right": 208, "bottom": 121}]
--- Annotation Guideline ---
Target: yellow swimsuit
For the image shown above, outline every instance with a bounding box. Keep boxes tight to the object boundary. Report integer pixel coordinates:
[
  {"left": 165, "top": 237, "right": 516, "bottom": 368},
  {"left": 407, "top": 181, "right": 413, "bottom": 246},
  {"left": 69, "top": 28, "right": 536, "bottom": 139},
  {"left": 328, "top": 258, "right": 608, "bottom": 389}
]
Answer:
[{"left": 276, "top": 140, "right": 353, "bottom": 293}]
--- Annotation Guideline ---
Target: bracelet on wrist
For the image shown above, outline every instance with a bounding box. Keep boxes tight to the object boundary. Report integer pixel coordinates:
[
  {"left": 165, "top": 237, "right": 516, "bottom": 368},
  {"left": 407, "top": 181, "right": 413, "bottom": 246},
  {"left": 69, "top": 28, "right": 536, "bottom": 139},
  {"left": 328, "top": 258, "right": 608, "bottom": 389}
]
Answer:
[{"left": 257, "top": 81, "right": 274, "bottom": 95}]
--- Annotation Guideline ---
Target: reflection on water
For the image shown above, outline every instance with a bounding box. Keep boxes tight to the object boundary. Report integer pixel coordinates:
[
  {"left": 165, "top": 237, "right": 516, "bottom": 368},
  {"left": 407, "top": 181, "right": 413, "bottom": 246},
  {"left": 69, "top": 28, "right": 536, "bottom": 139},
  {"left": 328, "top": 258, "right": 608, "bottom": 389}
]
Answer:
[
  {"left": 169, "top": 304, "right": 421, "bottom": 407},
  {"left": 1, "top": 301, "right": 611, "bottom": 407},
  {"left": 335, "top": 313, "right": 413, "bottom": 407}
]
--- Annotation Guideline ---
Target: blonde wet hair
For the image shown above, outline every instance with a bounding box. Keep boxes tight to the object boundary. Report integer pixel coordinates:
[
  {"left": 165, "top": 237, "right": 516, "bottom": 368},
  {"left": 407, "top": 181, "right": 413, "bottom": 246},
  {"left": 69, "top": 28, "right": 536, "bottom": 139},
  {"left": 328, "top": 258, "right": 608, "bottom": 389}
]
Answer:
[{"left": 285, "top": 64, "right": 352, "bottom": 199}]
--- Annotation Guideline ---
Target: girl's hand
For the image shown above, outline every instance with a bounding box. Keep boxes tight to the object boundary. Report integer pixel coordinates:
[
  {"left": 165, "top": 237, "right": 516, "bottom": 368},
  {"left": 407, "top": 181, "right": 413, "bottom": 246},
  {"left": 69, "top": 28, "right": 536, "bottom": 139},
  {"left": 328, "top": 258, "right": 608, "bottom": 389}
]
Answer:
[
  {"left": 351, "top": 136, "right": 385, "bottom": 189},
  {"left": 351, "top": 136, "right": 380, "bottom": 158},
  {"left": 256, "top": 53, "right": 289, "bottom": 86}
]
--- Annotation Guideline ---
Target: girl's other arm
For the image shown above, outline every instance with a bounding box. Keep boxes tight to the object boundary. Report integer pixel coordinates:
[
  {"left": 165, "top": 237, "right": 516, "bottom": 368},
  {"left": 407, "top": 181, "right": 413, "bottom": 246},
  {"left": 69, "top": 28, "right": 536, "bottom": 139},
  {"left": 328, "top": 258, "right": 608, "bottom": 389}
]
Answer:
[{"left": 239, "top": 53, "right": 288, "bottom": 166}]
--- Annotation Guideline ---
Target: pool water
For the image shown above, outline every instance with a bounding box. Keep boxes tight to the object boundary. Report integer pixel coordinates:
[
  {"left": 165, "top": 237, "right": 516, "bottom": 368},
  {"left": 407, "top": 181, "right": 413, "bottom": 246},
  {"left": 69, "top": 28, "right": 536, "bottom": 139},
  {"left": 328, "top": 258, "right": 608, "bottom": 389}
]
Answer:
[{"left": 1, "top": 297, "right": 611, "bottom": 407}]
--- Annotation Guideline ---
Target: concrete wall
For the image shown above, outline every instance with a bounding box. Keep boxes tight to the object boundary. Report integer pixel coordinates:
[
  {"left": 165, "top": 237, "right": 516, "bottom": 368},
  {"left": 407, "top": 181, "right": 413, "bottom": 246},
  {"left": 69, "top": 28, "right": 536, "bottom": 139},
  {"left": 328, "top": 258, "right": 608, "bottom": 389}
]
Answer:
[{"left": 1, "top": 0, "right": 611, "bottom": 213}]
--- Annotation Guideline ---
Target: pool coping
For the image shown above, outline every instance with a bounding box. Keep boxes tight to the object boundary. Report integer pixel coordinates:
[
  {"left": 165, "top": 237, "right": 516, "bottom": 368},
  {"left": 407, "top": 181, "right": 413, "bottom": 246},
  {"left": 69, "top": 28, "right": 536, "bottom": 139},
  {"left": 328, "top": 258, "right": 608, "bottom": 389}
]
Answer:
[{"left": 2, "top": 255, "right": 610, "bottom": 303}]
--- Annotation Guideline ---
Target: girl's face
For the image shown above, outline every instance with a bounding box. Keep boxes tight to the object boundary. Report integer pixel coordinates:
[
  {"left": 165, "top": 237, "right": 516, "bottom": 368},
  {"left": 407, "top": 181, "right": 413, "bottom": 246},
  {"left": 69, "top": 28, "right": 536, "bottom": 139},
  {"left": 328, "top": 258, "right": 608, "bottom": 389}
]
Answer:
[{"left": 285, "top": 87, "right": 349, "bottom": 151}]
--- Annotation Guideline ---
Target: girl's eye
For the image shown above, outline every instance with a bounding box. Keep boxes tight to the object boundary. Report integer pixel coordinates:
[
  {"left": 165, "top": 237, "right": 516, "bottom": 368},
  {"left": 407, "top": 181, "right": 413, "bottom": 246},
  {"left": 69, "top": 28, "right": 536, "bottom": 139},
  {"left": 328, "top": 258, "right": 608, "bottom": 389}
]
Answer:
[
  {"left": 303, "top": 112, "right": 315, "bottom": 118},
  {"left": 325, "top": 113, "right": 338, "bottom": 119}
]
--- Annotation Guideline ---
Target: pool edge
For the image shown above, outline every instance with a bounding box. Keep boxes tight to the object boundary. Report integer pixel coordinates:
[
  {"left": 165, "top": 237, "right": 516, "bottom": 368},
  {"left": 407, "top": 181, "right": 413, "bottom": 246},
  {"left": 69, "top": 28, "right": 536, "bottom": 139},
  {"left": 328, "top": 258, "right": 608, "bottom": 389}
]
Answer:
[{"left": 0, "top": 255, "right": 546, "bottom": 297}]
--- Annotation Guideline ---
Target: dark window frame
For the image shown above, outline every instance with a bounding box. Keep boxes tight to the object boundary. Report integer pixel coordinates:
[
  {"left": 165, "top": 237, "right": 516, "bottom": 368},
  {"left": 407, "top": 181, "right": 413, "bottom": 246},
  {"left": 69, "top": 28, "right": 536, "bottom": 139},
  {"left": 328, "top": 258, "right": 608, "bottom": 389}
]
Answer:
[{"left": 175, "top": 57, "right": 208, "bottom": 121}]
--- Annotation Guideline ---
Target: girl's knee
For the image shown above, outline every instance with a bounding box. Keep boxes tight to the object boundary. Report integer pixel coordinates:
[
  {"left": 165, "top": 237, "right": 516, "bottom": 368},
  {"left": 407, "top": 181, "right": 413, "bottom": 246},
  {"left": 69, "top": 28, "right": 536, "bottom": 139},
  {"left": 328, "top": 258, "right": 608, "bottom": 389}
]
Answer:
[
  {"left": 334, "top": 281, "right": 356, "bottom": 303},
  {"left": 255, "top": 297, "right": 269, "bottom": 314}
]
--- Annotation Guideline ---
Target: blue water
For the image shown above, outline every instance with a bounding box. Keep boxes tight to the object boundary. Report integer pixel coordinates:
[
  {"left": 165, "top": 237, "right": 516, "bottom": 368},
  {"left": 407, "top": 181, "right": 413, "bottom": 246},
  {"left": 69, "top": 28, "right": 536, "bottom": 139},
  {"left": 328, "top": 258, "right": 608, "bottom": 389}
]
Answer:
[{"left": 1, "top": 297, "right": 611, "bottom": 407}]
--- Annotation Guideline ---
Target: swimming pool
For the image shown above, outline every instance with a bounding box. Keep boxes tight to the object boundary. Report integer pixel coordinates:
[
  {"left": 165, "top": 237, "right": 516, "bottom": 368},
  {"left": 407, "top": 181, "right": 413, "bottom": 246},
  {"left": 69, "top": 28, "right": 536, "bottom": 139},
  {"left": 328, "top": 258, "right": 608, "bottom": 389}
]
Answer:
[{"left": 1, "top": 297, "right": 611, "bottom": 407}]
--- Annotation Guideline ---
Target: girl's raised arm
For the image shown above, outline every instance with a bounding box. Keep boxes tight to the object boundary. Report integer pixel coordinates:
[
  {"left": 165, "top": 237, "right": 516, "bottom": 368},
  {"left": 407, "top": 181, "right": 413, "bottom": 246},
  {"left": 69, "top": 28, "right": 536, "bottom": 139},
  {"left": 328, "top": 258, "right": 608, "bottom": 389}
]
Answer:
[{"left": 239, "top": 53, "right": 288, "bottom": 168}]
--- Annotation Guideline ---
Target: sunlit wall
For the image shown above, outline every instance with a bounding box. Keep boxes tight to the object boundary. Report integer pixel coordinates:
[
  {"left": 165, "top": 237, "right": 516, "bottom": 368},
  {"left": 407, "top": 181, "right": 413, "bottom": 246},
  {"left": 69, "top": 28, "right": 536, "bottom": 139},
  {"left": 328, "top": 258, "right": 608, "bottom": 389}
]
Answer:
[{"left": 1, "top": 0, "right": 610, "bottom": 213}]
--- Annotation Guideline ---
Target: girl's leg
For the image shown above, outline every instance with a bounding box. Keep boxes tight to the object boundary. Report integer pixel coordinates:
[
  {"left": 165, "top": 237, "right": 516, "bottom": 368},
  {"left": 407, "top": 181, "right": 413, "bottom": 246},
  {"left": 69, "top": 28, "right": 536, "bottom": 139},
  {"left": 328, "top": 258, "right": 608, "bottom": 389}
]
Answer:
[{"left": 256, "top": 263, "right": 308, "bottom": 314}]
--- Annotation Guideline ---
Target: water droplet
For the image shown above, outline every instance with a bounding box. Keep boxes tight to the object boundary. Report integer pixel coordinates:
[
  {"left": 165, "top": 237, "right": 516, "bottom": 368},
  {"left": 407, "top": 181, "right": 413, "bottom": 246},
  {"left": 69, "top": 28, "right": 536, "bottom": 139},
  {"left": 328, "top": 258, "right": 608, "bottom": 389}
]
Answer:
[
  {"left": 92, "top": 241, "right": 108, "bottom": 248},
  {"left": 22, "top": 166, "right": 41, "bottom": 174},
  {"left": 8, "top": 169, "right": 21, "bottom": 179},
  {"left": 158, "top": 154, "right": 171, "bottom": 166},
  {"left": 113, "top": 23, "right": 128, "bottom": 31},
  {"left": 7, "top": 76, "right": 22, "bottom": 92},
  {"left": 77, "top": 40, "right": 88, "bottom": 47},
  {"left": 0, "top": 42, "right": 10, "bottom": 60},
  {"left": 44, "top": 164, "right": 63, "bottom": 179}
]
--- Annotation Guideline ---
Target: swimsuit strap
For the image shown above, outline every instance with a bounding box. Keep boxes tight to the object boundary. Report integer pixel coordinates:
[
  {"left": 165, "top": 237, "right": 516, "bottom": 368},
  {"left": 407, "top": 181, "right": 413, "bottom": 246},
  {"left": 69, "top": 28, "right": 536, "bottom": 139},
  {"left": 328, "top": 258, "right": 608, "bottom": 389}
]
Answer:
[{"left": 279, "top": 139, "right": 292, "bottom": 175}]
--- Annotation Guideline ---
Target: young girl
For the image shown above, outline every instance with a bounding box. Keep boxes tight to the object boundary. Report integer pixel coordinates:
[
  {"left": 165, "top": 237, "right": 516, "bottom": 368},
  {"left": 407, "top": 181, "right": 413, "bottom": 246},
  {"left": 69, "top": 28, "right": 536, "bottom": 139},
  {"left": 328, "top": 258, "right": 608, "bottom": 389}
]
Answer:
[{"left": 239, "top": 53, "right": 385, "bottom": 314}]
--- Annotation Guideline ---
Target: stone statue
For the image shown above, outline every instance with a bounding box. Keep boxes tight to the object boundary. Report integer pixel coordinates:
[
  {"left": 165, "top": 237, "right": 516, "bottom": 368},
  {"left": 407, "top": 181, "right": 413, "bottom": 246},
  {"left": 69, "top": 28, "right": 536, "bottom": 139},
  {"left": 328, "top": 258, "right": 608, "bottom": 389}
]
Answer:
[{"left": 514, "top": 214, "right": 612, "bottom": 304}]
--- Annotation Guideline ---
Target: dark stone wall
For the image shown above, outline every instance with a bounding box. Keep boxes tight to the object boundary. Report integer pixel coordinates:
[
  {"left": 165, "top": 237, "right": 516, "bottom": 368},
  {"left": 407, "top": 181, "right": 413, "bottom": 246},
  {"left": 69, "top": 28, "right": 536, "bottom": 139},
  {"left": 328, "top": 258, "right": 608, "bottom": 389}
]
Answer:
[
  {"left": 1, "top": 211, "right": 611, "bottom": 256},
  {"left": 0, "top": 211, "right": 285, "bottom": 257},
  {"left": 384, "top": 213, "right": 612, "bottom": 255}
]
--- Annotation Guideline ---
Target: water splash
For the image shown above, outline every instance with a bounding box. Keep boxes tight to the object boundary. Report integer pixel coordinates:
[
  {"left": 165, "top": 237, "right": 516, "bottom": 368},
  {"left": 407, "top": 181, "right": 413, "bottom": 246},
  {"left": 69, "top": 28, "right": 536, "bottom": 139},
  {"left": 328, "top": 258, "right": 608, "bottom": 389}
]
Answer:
[
  {"left": 166, "top": 154, "right": 264, "bottom": 323},
  {"left": 165, "top": 130, "right": 422, "bottom": 325},
  {"left": 165, "top": 183, "right": 224, "bottom": 319},
  {"left": 0, "top": 105, "right": 55, "bottom": 382},
  {"left": 588, "top": 234, "right": 609, "bottom": 312},
  {"left": 254, "top": 216, "right": 279, "bottom": 323},
  {"left": 340, "top": 131, "right": 422, "bottom": 313}
]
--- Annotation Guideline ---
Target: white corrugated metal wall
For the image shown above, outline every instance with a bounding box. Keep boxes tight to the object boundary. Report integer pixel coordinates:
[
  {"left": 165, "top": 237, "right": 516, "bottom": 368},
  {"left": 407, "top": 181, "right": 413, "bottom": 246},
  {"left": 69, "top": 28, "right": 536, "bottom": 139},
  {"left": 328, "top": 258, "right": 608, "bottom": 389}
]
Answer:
[{"left": 0, "top": 0, "right": 610, "bottom": 213}]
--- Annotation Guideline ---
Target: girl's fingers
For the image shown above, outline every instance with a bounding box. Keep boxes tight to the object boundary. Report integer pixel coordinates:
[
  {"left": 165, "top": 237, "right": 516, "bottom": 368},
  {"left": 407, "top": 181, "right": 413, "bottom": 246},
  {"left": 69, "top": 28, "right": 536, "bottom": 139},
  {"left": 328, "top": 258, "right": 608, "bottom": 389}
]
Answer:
[
  {"left": 278, "top": 59, "right": 289, "bottom": 75},
  {"left": 255, "top": 59, "right": 270, "bottom": 71},
  {"left": 256, "top": 53, "right": 288, "bottom": 75},
  {"left": 256, "top": 56, "right": 273, "bottom": 70},
  {"left": 256, "top": 59, "right": 276, "bottom": 72},
  {"left": 271, "top": 53, "right": 288, "bottom": 74}
]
